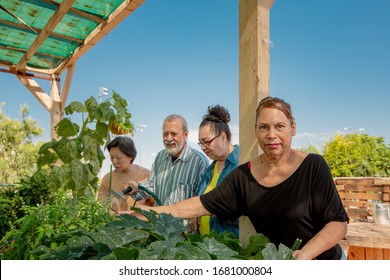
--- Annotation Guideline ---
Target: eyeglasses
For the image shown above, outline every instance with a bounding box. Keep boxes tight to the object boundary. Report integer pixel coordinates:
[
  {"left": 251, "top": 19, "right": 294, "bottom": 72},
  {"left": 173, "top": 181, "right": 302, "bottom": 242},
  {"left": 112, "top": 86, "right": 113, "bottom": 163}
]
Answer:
[{"left": 198, "top": 134, "right": 221, "bottom": 148}]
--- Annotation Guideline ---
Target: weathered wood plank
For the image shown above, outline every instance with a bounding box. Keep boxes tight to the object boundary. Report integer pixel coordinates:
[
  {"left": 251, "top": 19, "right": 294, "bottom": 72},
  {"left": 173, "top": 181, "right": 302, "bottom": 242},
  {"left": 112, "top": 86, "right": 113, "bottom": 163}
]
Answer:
[
  {"left": 345, "top": 222, "right": 390, "bottom": 249},
  {"left": 383, "top": 249, "right": 390, "bottom": 260},
  {"left": 339, "top": 192, "right": 384, "bottom": 200},
  {"left": 347, "top": 246, "right": 365, "bottom": 260},
  {"left": 365, "top": 247, "right": 384, "bottom": 260},
  {"left": 335, "top": 178, "right": 375, "bottom": 185}
]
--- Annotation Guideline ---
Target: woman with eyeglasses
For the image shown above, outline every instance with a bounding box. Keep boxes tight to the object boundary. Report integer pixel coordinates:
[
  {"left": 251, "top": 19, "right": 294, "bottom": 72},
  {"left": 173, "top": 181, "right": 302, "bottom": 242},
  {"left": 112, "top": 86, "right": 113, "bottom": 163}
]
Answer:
[{"left": 196, "top": 105, "right": 239, "bottom": 237}]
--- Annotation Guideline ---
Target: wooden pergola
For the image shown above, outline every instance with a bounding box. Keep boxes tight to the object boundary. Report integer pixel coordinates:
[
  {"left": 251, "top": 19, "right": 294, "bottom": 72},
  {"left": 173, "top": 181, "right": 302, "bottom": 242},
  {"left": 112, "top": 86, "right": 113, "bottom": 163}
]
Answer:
[
  {"left": 0, "top": 0, "right": 144, "bottom": 139},
  {"left": 1, "top": 0, "right": 274, "bottom": 243}
]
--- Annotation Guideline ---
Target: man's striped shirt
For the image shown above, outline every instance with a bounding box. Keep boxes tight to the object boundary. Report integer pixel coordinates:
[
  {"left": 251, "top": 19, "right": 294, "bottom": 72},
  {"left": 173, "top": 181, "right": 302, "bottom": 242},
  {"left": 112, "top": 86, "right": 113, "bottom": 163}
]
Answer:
[{"left": 146, "top": 144, "right": 209, "bottom": 205}]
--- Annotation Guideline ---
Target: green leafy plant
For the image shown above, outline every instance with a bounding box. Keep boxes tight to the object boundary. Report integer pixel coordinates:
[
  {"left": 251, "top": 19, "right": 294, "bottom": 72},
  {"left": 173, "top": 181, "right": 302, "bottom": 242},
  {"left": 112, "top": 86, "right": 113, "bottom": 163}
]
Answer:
[
  {"left": 0, "top": 189, "right": 114, "bottom": 260},
  {"left": 6, "top": 208, "right": 300, "bottom": 260},
  {"left": 262, "top": 238, "right": 302, "bottom": 260},
  {"left": 35, "top": 91, "right": 134, "bottom": 198},
  {"left": 0, "top": 176, "right": 48, "bottom": 239},
  {"left": 0, "top": 91, "right": 136, "bottom": 259}
]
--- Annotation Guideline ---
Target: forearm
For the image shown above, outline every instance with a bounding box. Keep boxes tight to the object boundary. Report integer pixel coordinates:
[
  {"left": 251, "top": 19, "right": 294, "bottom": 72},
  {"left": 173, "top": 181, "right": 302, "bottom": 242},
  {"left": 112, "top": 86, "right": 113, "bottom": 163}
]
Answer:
[
  {"left": 140, "top": 196, "right": 210, "bottom": 219},
  {"left": 295, "top": 221, "right": 348, "bottom": 260},
  {"left": 97, "top": 186, "right": 108, "bottom": 203}
]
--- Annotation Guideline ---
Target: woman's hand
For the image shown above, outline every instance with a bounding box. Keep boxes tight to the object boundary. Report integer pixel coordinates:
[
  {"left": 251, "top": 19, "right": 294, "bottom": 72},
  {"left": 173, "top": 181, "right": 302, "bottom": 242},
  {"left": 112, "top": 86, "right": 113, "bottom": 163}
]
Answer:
[
  {"left": 292, "top": 249, "right": 312, "bottom": 260},
  {"left": 123, "top": 180, "right": 138, "bottom": 195},
  {"left": 118, "top": 205, "right": 151, "bottom": 222},
  {"left": 138, "top": 197, "right": 156, "bottom": 206}
]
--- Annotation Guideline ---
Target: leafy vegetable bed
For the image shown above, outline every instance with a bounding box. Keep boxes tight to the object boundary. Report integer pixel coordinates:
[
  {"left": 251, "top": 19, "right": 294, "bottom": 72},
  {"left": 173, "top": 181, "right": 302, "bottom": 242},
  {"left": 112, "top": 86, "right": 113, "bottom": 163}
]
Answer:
[{"left": 30, "top": 209, "right": 300, "bottom": 260}]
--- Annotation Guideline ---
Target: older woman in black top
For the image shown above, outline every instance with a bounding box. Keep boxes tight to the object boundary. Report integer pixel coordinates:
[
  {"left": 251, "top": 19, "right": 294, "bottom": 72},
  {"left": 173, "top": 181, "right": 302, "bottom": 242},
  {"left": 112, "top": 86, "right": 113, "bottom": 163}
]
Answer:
[{"left": 123, "top": 97, "right": 349, "bottom": 260}]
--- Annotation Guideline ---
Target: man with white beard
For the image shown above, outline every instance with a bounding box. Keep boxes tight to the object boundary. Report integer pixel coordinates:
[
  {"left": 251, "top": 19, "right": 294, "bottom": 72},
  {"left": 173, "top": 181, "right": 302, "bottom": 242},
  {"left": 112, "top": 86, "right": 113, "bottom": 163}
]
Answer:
[{"left": 142, "top": 114, "right": 208, "bottom": 231}]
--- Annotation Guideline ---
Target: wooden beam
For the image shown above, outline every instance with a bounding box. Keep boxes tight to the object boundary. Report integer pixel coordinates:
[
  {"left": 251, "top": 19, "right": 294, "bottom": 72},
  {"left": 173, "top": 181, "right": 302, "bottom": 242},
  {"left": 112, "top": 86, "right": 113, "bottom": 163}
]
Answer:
[
  {"left": 16, "top": 0, "right": 76, "bottom": 73},
  {"left": 238, "top": 0, "right": 274, "bottom": 246},
  {"left": 0, "top": 67, "right": 53, "bottom": 81},
  {"left": 54, "top": 0, "right": 145, "bottom": 74},
  {"left": 50, "top": 75, "right": 62, "bottom": 140},
  {"left": 43, "top": 0, "right": 105, "bottom": 24},
  {"left": 60, "top": 63, "right": 76, "bottom": 109},
  {"left": 16, "top": 76, "right": 52, "bottom": 112}
]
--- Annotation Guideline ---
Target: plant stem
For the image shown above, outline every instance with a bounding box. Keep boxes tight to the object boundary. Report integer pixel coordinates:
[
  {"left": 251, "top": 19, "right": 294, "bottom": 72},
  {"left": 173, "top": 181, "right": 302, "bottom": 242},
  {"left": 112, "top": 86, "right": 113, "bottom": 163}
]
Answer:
[{"left": 288, "top": 238, "right": 302, "bottom": 260}]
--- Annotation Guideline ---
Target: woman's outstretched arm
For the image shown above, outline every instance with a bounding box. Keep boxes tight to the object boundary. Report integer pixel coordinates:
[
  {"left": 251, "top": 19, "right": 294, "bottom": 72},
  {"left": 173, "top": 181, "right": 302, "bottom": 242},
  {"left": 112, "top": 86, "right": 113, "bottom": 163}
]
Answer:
[{"left": 120, "top": 196, "right": 211, "bottom": 219}]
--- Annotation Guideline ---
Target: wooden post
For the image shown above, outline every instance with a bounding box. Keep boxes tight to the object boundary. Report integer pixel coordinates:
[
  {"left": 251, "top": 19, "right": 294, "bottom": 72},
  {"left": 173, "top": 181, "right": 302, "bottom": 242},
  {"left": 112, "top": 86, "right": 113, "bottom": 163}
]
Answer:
[
  {"left": 50, "top": 75, "right": 62, "bottom": 140},
  {"left": 238, "top": 0, "right": 274, "bottom": 246}
]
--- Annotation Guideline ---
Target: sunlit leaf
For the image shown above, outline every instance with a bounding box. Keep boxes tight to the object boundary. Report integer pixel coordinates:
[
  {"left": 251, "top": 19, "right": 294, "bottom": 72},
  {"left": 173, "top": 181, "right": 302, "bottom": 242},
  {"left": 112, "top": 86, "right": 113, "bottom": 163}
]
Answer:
[
  {"left": 65, "top": 101, "right": 87, "bottom": 115},
  {"left": 55, "top": 118, "right": 79, "bottom": 137},
  {"left": 54, "top": 138, "right": 81, "bottom": 163}
]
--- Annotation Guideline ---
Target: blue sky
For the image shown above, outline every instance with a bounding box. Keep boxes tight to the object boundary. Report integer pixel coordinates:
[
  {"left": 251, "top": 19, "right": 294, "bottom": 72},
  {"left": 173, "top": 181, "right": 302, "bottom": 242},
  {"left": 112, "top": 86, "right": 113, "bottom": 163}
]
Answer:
[{"left": 1, "top": 0, "right": 389, "bottom": 173}]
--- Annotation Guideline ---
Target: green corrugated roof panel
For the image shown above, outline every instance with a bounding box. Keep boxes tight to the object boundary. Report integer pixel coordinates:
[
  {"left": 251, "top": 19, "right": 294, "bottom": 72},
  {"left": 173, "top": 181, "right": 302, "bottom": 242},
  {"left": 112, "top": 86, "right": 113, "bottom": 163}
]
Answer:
[
  {"left": 0, "top": 48, "right": 22, "bottom": 65},
  {"left": 28, "top": 54, "right": 63, "bottom": 70},
  {"left": 0, "top": 0, "right": 132, "bottom": 71},
  {"left": 0, "top": 25, "right": 79, "bottom": 56},
  {"left": 70, "top": 0, "right": 125, "bottom": 19}
]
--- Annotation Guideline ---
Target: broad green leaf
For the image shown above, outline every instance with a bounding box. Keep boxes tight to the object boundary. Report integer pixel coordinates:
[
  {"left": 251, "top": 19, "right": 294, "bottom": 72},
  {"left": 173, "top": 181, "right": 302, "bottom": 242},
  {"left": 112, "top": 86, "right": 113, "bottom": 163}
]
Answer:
[
  {"left": 55, "top": 118, "right": 79, "bottom": 137},
  {"left": 261, "top": 243, "right": 293, "bottom": 260},
  {"left": 66, "top": 235, "right": 95, "bottom": 247},
  {"left": 65, "top": 101, "right": 87, "bottom": 115},
  {"left": 85, "top": 97, "right": 99, "bottom": 120},
  {"left": 70, "top": 160, "right": 94, "bottom": 187},
  {"left": 261, "top": 243, "right": 278, "bottom": 260},
  {"left": 47, "top": 165, "right": 70, "bottom": 189},
  {"left": 214, "top": 231, "right": 243, "bottom": 254},
  {"left": 242, "top": 233, "right": 269, "bottom": 259},
  {"left": 96, "top": 226, "right": 149, "bottom": 250},
  {"left": 46, "top": 244, "right": 88, "bottom": 260},
  {"left": 174, "top": 243, "right": 212, "bottom": 260},
  {"left": 278, "top": 243, "right": 293, "bottom": 259},
  {"left": 81, "top": 134, "right": 98, "bottom": 161},
  {"left": 37, "top": 149, "right": 58, "bottom": 168},
  {"left": 90, "top": 242, "right": 114, "bottom": 260},
  {"left": 54, "top": 138, "right": 81, "bottom": 163},
  {"left": 37, "top": 140, "right": 59, "bottom": 167},
  {"left": 112, "top": 91, "right": 128, "bottom": 111},
  {"left": 111, "top": 247, "right": 139, "bottom": 260},
  {"left": 139, "top": 240, "right": 178, "bottom": 260},
  {"left": 95, "top": 122, "right": 108, "bottom": 144},
  {"left": 195, "top": 237, "right": 239, "bottom": 260},
  {"left": 38, "top": 140, "right": 57, "bottom": 154},
  {"left": 84, "top": 96, "right": 98, "bottom": 107},
  {"left": 88, "top": 158, "right": 102, "bottom": 176},
  {"left": 99, "top": 102, "right": 115, "bottom": 122},
  {"left": 153, "top": 213, "right": 186, "bottom": 240},
  {"left": 112, "top": 213, "right": 153, "bottom": 230}
]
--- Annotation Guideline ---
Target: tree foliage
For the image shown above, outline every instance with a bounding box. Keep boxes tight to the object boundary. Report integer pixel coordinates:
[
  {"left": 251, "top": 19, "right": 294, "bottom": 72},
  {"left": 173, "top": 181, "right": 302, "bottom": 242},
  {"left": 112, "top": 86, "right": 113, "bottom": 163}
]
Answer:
[
  {"left": 323, "top": 133, "right": 390, "bottom": 177},
  {"left": 0, "top": 104, "right": 44, "bottom": 184},
  {"left": 296, "top": 144, "right": 320, "bottom": 155}
]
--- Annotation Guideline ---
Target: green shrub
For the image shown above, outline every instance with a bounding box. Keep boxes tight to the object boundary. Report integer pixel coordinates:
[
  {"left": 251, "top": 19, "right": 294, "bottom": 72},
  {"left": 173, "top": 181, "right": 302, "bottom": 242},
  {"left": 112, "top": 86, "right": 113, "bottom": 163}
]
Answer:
[
  {"left": 0, "top": 189, "right": 113, "bottom": 260},
  {"left": 323, "top": 133, "right": 390, "bottom": 177}
]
